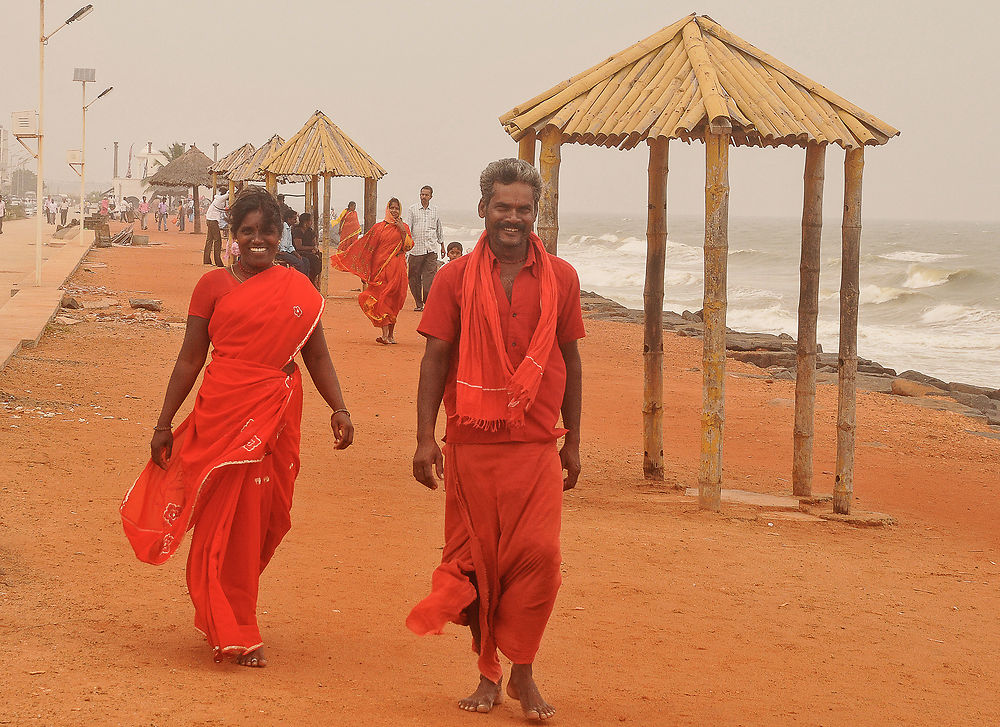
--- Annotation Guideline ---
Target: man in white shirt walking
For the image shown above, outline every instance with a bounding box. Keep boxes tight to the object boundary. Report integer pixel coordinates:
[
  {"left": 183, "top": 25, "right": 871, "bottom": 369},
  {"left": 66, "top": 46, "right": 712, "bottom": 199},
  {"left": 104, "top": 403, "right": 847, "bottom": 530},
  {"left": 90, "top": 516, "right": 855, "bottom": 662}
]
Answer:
[
  {"left": 204, "top": 190, "right": 229, "bottom": 266},
  {"left": 404, "top": 185, "right": 445, "bottom": 311}
]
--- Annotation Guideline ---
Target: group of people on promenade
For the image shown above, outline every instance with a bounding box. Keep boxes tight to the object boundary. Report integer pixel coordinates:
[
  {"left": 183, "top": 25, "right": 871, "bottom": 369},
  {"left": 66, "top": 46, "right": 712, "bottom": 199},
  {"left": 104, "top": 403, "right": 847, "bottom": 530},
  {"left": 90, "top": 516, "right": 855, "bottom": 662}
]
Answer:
[{"left": 121, "top": 159, "right": 583, "bottom": 721}]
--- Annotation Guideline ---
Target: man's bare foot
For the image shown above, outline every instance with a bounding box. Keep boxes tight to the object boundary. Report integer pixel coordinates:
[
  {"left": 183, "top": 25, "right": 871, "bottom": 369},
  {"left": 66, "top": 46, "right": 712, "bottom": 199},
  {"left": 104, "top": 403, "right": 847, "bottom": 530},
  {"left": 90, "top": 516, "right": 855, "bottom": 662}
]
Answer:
[
  {"left": 507, "top": 664, "right": 555, "bottom": 721},
  {"left": 235, "top": 647, "right": 267, "bottom": 668},
  {"left": 459, "top": 675, "right": 502, "bottom": 714}
]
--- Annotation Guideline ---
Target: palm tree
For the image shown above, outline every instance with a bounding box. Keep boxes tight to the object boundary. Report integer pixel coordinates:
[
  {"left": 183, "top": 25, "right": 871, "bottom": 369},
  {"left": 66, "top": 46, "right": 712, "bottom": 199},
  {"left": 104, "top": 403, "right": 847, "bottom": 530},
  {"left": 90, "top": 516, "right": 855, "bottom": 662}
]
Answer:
[{"left": 158, "top": 142, "right": 186, "bottom": 161}]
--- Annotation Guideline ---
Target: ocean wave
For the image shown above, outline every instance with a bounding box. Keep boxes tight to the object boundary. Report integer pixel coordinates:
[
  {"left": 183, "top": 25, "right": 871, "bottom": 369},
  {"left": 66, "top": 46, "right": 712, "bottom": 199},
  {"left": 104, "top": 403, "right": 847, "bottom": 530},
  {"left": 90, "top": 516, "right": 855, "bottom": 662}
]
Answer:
[
  {"left": 902, "top": 264, "right": 979, "bottom": 290},
  {"left": 860, "top": 284, "right": 917, "bottom": 305},
  {"left": 881, "top": 250, "right": 964, "bottom": 263}
]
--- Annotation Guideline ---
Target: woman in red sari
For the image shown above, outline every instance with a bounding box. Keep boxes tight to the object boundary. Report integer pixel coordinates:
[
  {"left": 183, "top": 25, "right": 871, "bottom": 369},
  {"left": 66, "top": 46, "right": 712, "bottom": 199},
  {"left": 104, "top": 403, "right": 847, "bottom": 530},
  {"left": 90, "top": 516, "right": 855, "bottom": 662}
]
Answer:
[
  {"left": 121, "top": 187, "right": 354, "bottom": 668},
  {"left": 333, "top": 200, "right": 361, "bottom": 249},
  {"left": 331, "top": 197, "right": 413, "bottom": 345}
]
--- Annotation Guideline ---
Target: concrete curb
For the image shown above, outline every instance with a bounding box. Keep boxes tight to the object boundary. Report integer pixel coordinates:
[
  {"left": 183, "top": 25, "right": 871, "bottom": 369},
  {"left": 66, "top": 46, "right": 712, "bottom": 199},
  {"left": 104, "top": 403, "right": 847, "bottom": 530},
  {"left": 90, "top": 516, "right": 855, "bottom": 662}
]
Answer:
[{"left": 0, "top": 231, "right": 95, "bottom": 372}]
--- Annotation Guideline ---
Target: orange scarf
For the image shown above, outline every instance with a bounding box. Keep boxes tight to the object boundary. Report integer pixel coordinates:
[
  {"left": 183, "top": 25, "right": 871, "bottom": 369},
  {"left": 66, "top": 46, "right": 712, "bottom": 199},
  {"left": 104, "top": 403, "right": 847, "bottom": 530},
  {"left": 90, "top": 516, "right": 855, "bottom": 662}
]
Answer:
[{"left": 456, "top": 231, "right": 558, "bottom": 430}]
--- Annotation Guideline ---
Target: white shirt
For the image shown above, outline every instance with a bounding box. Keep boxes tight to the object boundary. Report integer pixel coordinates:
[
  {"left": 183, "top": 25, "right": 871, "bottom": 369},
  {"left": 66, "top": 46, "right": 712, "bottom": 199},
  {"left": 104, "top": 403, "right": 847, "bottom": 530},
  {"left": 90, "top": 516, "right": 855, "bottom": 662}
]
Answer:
[
  {"left": 404, "top": 202, "right": 443, "bottom": 255},
  {"left": 206, "top": 192, "right": 229, "bottom": 222}
]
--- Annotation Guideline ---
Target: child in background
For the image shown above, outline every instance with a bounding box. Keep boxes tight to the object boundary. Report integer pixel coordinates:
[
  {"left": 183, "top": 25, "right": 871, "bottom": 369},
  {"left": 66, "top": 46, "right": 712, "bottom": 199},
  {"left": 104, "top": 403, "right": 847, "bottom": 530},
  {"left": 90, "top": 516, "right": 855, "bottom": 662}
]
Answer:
[{"left": 445, "top": 241, "right": 463, "bottom": 262}]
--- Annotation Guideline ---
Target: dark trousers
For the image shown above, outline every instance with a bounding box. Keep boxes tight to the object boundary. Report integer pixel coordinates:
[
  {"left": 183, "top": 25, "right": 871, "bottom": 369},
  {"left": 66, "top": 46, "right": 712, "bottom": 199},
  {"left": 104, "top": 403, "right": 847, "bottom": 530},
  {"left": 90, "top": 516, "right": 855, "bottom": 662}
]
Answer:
[
  {"left": 276, "top": 251, "right": 311, "bottom": 277},
  {"left": 203, "top": 220, "right": 223, "bottom": 266},
  {"left": 60, "top": 209, "right": 68, "bottom": 225},
  {"left": 408, "top": 251, "right": 438, "bottom": 308}
]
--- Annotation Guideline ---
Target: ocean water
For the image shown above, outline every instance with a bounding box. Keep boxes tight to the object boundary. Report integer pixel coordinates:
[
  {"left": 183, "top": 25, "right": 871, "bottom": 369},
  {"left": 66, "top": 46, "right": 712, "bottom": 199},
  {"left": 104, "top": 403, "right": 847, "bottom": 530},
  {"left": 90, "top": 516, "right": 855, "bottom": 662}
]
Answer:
[{"left": 440, "top": 211, "right": 999, "bottom": 388}]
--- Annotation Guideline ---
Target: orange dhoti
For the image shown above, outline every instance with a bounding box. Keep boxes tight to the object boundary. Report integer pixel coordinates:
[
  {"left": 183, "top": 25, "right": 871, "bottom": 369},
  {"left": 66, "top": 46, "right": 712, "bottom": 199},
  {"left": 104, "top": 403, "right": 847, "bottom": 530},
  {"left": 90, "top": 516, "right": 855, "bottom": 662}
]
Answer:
[{"left": 407, "top": 442, "right": 563, "bottom": 682}]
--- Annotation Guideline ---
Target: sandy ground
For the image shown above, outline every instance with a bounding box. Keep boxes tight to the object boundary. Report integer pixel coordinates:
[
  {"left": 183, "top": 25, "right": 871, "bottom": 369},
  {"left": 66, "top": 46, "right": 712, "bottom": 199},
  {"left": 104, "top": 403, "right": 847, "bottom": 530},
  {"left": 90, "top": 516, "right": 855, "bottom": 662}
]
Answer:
[{"left": 1, "top": 225, "right": 998, "bottom": 726}]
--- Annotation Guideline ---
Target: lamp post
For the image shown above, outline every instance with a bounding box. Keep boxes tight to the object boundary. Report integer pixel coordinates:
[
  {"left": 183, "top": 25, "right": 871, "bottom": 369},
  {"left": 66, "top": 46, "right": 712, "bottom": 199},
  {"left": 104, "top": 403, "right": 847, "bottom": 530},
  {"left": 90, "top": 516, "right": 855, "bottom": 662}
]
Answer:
[
  {"left": 35, "top": 1, "right": 93, "bottom": 286},
  {"left": 74, "top": 69, "right": 112, "bottom": 231}
]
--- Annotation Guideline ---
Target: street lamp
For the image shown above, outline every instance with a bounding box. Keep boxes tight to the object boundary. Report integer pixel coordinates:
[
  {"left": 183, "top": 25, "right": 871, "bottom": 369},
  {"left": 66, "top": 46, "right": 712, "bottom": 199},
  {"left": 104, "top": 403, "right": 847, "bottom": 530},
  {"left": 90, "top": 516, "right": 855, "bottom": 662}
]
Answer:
[
  {"left": 34, "top": 2, "right": 94, "bottom": 286},
  {"left": 73, "top": 68, "right": 112, "bottom": 232}
]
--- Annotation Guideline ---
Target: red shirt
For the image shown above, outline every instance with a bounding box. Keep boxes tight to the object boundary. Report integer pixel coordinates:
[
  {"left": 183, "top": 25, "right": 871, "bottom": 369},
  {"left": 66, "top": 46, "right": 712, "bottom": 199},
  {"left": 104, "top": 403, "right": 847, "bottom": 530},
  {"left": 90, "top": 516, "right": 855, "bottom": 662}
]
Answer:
[
  {"left": 418, "top": 243, "right": 585, "bottom": 444},
  {"left": 188, "top": 268, "right": 239, "bottom": 319}
]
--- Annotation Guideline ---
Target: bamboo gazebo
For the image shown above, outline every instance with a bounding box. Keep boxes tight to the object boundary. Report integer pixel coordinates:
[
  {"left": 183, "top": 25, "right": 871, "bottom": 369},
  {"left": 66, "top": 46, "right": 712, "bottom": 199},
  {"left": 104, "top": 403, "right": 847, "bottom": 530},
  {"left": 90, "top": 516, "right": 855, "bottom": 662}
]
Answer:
[
  {"left": 208, "top": 142, "right": 255, "bottom": 197},
  {"left": 261, "top": 110, "right": 387, "bottom": 295},
  {"left": 500, "top": 13, "right": 898, "bottom": 514},
  {"left": 145, "top": 145, "right": 217, "bottom": 234}
]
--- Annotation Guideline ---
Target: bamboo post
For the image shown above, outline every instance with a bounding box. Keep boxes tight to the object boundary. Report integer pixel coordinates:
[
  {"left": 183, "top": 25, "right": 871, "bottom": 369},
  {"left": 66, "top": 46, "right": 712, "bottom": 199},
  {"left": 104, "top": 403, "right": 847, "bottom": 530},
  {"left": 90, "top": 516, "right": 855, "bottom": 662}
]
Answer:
[
  {"left": 537, "top": 126, "right": 561, "bottom": 255},
  {"left": 835, "top": 147, "right": 864, "bottom": 515},
  {"left": 364, "top": 177, "right": 377, "bottom": 231},
  {"left": 312, "top": 178, "right": 319, "bottom": 218},
  {"left": 518, "top": 128, "right": 537, "bottom": 166},
  {"left": 192, "top": 184, "right": 202, "bottom": 234},
  {"left": 698, "top": 124, "right": 731, "bottom": 512},
  {"left": 228, "top": 179, "right": 235, "bottom": 208},
  {"left": 792, "top": 143, "right": 826, "bottom": 497},
  {"left": 265, "top": 171, "right": 277, "bottom": 195},
  {"left": 321, "top": 173, "right": 332, "bottom": 297},
  {"left": 211, "top": 171, "right": 217, "bottom": 197},
  {"left": 643, "top": 137, "right": 669, "bottom": 481},
  {"left": 305, "top": 179, "right": 314, "bottom": 218}
]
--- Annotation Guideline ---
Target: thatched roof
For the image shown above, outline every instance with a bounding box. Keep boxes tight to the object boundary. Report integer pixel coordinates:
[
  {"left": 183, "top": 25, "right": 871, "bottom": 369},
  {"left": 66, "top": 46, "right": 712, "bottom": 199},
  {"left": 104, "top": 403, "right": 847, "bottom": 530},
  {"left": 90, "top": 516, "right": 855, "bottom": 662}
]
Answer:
[
  {"left": 500, "top": 14, "right": 899, "bottom": 150},
  {"left": 262, "top": 110, "right": 386, "bottom": 179},
  {"left": 208, "top": 142, "right": 255, "bottom": 175},
  {"left": 145, "top": 146, "right": 216, "bottom": 187},
  {"left": 229, "top": 135, "right": 307, "bottom": 183}
]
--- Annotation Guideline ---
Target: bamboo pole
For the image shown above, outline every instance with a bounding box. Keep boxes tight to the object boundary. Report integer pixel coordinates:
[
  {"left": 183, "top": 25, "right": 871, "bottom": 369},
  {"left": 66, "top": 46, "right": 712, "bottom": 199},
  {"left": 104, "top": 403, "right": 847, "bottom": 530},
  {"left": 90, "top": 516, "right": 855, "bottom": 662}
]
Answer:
[
  {"left": 363, "top": 177, "right": 377, "bottom": 231},
  {"left": 792, "top": 143, "right": 826, "bottom": 497},
  {"left": 192, "top": 184, "right": 202, "bottom": 234},
  {"left": 537, "top": 126, "right": 562, "bottom": 255},
  {"left": 835, "top": 147, "right": 864, "bottom": 515},
  {"left": 228, "top": 179, "right": 235, "bottom": 208},
  {"left": 698, "top": 126, "right": 731, "bottom": 512},
  {"left": 265, "top": 171, "right": 277, "bottom": 195},
  {"left": 321, "top": 173, "right": 332, "bottom": 297},
  {"left": 312, "top": 178, "right": 320, "bottom": 226},
  {"left": 643, "top": 137, "right": 669, "bottom": 481},
  {"left": 304, "top": 179, "right": 314, "bottom": 218},
  {"left": 518, "top": 128, "right": 536, "bottom": 166}
]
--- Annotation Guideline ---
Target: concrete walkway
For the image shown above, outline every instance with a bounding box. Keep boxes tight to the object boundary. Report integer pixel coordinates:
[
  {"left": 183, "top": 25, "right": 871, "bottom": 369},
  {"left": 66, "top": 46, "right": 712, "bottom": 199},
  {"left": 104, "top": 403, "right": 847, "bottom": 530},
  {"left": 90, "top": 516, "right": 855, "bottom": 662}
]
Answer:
[{"left": 0, "top": 218, "right": 94, "bottom": 371}]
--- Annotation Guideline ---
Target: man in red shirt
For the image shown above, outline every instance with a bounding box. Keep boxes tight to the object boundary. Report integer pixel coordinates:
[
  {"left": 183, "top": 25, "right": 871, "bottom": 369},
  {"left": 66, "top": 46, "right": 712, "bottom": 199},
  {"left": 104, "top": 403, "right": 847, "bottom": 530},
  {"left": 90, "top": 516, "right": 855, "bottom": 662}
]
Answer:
[{"left": 408, "top": 158, "right": 584, "bottom": 721}]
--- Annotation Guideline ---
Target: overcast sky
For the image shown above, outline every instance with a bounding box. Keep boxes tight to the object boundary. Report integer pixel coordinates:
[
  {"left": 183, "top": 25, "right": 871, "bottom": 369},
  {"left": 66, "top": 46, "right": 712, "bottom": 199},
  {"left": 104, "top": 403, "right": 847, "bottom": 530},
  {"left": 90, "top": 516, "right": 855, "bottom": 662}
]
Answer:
[{"left": 3, "top": 0, "right": 997, "bottom": 221}]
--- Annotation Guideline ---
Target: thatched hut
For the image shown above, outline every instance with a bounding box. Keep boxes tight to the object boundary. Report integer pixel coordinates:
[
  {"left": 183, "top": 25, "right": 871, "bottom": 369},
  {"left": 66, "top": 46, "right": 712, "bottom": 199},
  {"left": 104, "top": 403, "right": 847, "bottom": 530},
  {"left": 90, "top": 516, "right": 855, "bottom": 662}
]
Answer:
[
  {"left": 262, "top": 110, "right": 387, "bottom": 295},
  {"left": 500, "top": 13, "right": 899, "bottom": 514},
  {"left": 208, "top": 142, "right": 254, "bottom": 196},
  {"left": 145, "top": 145, "right": 217, "bottom": 234}
]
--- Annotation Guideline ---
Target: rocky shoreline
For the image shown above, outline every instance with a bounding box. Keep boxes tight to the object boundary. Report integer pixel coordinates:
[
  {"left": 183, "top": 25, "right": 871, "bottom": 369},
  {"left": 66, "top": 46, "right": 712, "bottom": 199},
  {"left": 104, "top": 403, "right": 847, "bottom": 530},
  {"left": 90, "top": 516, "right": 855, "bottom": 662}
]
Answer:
[{"left": 580, "top": 290, "right": 1000, "bottom": 429}]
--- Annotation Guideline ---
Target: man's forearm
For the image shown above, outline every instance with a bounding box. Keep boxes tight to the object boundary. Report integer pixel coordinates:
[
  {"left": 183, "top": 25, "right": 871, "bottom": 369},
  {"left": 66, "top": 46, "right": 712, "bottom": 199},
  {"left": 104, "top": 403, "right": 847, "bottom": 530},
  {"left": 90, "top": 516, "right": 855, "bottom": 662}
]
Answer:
[
  {"left": 560, "top": 342, "right": 582, "bottom": 442},
  {"left": 416, "top": 341, "right": 451, "bottom": 443}
]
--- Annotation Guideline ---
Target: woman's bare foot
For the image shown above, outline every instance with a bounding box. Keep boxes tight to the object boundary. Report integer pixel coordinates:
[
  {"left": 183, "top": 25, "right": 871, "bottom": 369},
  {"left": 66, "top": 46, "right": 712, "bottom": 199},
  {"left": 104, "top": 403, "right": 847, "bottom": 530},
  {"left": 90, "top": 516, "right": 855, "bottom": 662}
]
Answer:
[
  {"left": 507, "top": 664, "right": 554, "bottom": 721},
  {"left": 235, "top": 647, "right": 267, "bottom": 668},
  {"left": 459, "top": 675, "right": 502, "bottom": 714}
]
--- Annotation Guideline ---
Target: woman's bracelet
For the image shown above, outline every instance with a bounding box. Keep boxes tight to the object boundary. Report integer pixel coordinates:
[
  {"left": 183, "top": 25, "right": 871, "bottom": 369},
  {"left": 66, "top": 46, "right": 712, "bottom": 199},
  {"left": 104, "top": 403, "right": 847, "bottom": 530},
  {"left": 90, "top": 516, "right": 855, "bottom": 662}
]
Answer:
[
  {"left": 331, "top": 408, "right": 351, "bottom": 418},
  {"left": 152, "top": 424, "right": 172, "bottom": 432}
]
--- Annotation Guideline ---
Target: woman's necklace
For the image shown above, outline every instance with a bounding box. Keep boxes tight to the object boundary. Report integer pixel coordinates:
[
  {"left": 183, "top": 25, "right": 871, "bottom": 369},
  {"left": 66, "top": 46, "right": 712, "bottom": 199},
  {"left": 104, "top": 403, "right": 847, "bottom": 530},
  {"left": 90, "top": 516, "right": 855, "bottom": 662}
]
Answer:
[{"left": 231, "top": 257, "right": 273, "bottom": 283}]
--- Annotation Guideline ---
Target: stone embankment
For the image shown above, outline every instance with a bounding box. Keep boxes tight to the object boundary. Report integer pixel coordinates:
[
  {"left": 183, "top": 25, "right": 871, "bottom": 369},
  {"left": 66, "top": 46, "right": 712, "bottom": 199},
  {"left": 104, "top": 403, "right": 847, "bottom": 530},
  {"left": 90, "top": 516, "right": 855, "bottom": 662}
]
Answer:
[{"left": 580, "top": 290, "right": 1000, "bottom": 428}]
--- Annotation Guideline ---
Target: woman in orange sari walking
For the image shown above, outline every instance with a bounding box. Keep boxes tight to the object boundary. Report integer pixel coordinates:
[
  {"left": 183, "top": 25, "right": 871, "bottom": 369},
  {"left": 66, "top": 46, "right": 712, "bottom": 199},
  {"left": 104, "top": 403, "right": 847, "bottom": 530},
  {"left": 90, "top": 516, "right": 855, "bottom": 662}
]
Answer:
[
  {"left": 333, "top": 201, "right": 361, "bottom": 249},
  {"left": 331, "top": 197, "right": 413, "bottom": 345},
  {"left": 121, "top": 188, "right": 354, "bottom": 668}
]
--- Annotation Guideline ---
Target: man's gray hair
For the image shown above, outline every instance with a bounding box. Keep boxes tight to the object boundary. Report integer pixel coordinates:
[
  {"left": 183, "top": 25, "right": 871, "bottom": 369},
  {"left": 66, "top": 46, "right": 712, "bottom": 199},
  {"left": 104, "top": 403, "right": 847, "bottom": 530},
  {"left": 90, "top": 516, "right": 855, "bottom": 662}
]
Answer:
[{"left": 479, "top": 158, "right": 542, "bottom": 210}]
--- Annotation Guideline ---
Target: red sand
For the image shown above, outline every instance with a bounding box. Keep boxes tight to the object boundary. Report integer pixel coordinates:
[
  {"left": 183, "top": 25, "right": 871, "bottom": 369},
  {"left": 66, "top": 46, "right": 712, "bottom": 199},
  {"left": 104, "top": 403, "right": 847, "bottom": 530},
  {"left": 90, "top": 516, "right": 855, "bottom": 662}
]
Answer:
[{"left": 1, "top": 226, "right": 997, "bottom": 725}]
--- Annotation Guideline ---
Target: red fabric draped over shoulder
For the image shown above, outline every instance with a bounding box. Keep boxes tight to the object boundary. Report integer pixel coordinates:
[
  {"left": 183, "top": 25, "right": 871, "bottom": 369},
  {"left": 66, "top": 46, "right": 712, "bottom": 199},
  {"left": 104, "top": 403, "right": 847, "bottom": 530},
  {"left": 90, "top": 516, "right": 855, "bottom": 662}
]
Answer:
[
  {"left": 120, "top": 266, "right": 323, "bottom": 565},
  {"left": 331, "top": 220, "right": 414, "bottom": 326}
]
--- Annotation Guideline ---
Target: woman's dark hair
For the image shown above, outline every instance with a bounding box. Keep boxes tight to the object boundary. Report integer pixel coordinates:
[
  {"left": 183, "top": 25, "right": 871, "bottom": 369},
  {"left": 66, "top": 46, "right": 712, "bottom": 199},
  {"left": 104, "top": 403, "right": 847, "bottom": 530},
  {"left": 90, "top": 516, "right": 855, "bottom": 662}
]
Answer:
[{"left": 229, "top": 187, "right": 282, "bottom": 235}]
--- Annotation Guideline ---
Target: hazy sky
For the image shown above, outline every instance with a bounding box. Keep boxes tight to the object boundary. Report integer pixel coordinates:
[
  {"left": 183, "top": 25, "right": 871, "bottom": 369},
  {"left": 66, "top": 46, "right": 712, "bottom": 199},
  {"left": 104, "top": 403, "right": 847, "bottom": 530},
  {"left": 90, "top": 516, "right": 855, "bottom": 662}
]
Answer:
[{"left": 3, "top": 0, "right": 997, "bottom": 221}]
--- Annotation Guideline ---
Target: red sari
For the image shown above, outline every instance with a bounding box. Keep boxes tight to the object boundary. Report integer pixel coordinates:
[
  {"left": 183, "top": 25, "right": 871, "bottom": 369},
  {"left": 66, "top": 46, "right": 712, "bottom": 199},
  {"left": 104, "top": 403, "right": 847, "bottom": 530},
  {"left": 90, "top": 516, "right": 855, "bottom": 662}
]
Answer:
[
  {"left": 331, "top": 219, "right": 413, "bottom": 326},
  {"left": 121, "top": 266, "right": 323, "bottom": 658},
  {"left": 337, "top": 209, "right": 361, "bottom": 248}
]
